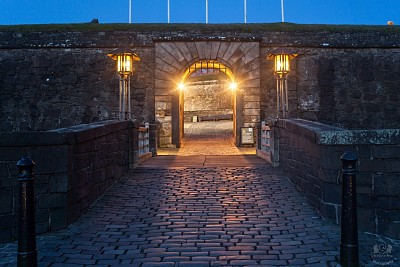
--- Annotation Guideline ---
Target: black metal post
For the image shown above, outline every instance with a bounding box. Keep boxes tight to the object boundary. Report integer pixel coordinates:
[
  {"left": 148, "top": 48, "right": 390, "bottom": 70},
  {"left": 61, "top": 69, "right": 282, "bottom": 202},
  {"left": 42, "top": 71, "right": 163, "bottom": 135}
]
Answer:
[
  {"left": 340, "top": 151, "right": 359, "bottom": 267},
  {"left": 16, "top": 157, "right": 37, "bottom": 267}
]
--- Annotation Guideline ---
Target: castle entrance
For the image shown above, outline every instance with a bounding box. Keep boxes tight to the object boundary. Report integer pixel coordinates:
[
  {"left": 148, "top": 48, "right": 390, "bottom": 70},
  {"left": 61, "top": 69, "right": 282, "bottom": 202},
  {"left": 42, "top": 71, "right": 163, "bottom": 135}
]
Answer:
[{"left": 154, "top": 41, "right": 261, "bottom": 149}]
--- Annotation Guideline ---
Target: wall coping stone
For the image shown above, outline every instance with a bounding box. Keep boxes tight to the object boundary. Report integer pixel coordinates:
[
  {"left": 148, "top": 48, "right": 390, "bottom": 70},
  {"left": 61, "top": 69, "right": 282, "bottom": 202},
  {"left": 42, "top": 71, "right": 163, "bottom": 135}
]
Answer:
[
  {"left": 275, "top": 119, "right": 343, "bottom": 143},
  {"left": 0, "top": 120, "right": 132, "bottom": 146},
  {"left": 317, "top": 129, "right": 400, "bottom": 145},
  {"left": 1, "top": 24, "right": 400, "bottom": 49},
  {"left": 276, "top": 119, "right": 400, "bottom": 145}
]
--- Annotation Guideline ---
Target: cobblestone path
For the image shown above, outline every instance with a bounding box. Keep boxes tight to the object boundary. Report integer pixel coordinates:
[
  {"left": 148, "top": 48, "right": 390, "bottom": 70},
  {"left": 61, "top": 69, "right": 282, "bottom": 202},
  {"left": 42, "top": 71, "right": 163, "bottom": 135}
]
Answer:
[
  {"left": 158, "top": 121, "right": 255, "bottom": 156},
  {"left": 1, "top": 164, "right": 399, "bottom": 266},
  {"left": 176, "top": 121, "right": 254, "bottom": 156}
]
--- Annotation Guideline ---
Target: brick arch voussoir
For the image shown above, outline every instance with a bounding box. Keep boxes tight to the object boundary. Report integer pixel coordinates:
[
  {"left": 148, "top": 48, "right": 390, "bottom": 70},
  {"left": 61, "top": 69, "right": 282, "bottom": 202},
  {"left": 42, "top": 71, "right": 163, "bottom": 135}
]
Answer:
[{"left": 155, "top": 41, "right": 260, "bottom": 88}]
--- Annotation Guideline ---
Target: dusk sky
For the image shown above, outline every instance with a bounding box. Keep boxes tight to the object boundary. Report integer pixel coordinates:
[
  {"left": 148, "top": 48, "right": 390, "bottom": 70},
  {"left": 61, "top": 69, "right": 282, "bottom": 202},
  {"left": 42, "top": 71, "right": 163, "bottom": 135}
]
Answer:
[{"left": 0, "top": 0, "right": 399, "bottom": 26}]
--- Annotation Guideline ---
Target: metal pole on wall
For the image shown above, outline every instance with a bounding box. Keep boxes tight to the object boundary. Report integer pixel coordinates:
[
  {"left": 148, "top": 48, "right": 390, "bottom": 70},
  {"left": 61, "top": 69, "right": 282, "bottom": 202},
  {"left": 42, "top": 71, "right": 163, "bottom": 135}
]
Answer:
[
  {"left": 168, "top": 0, "right": 170, "bottom": 23},
  {"left": 340, "top": 151, "right": 360, "bottom": 267},
  {"left": 129, "top": 0, "right": 132, "bottom": 23},
  {"left": 276, "top": 78, "right": 280, "bottom": 117},
  {"left": 206, "top": 0, "right": 208, "bottom": 24},
  {"left": 122, "top": 77, "right": 126, "bottom": 120},
  {"left": 119, "top": 76, "right": 124, "bottom": 120},
  {"left": 17, "top": 157, "right": 37, "bottom": 267},
  {"left": 244, "top": 0, "right": 247, "bottom": 23},
  {"left": 127, "top": 76, "right": 131, "bottom": 120},
  {"left": 281, "top": 77, "right": 284, "bottom": 117},
  {"left": 284, "top": 76, "right": 288, "bottom": 117}
]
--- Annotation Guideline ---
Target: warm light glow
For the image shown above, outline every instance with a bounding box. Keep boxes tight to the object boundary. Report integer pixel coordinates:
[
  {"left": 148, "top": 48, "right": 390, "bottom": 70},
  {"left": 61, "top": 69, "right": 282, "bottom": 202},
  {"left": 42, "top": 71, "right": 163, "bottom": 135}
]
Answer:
[
  {"left": 229, "top": 82, "right": 237, "bottom": 91},
  {"left": 178, "top": 82, "right": 185, "bottom": 91},
  {"left": 117, "top": 54, "right": 133, "bottom": 75},
  {"left": 274, "top": 54, "right": 290, "bottom": 75},
  {"left": 107, "top": 48, "right": 140, "bottom": 77},
  {"left": 181, "top": 60, "right": 235, "bottom": 82},
  {"left": 268, "top": 48, "right": 297, "bottom": 77}
]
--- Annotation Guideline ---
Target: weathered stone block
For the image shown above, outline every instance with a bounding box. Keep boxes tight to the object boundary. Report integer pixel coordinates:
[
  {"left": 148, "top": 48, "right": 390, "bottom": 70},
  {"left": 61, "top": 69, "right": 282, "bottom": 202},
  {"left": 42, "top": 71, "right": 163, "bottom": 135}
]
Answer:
[
  {"left": 50, "top": 175, "right": 68, "bottom": 193},
  {"left": 319, "top": 202, "right": 337, "bottom": 219},
  {"left": 37, "top": 193, "right": 67, "bottom": 209},
  {"left": 359, "top": 159, "right": 400, "bottom": 173},
  {"left": 34, "top": 183, "right": 49, "bottom": 195},
  {"left": 373, "top": 173, "right": 400, "bottom": 197},
  {"left": 322, "top": 183, "right": 341, "bottom": 204},
  {"left": 0, "top": 177, "right": 17, "bottom": 188},
  {"left": 0, "top": 147, "right": 27, "bottom": 161},
  {"left": 357, "top": 207, "right": 375, "bottom": 233},
  {"left": 0, "top": 163, "right": 10, "bottom": 178},
  {"left": 50, "top": 209, "right": 67, "bottom": 230},
  {"left": 319, "top": 146, "right": 344, "bottom": 169},
  {"left": 35, "top": 210, "right": 50, "bottom": 224},
  {"left": 0, "top": 229, "right": 12, "bottom": 243},
  {"left": 35, "top": 222, "right": 49, "bottom": 235},
  {"left": 29, "top": 146, "right": 70, "bottom": 174},
  {"left": 373, "top": 145, "right": 400, "bottom": 159},
  {"left": 356, "top": 145, "right": 372, "bottom": 160},
  {"left": 0, "top": 214, "right": 17, "bottom": 228},
  {"left": 0, "top": 189, "right": 13, "bottom": 215}
]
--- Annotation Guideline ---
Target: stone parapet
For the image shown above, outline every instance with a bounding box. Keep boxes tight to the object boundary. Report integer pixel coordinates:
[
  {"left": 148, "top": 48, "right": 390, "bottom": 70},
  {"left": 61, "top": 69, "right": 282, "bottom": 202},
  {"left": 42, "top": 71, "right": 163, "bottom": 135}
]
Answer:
[
  {"left": 272, "top": 119, "right": 400, "bottom": 239},
  {"left": 1, "top": 24, "right": 400, "bottom": 49},
  {"left": 0, "top": 120, "right": 145, "bottom": 244}
]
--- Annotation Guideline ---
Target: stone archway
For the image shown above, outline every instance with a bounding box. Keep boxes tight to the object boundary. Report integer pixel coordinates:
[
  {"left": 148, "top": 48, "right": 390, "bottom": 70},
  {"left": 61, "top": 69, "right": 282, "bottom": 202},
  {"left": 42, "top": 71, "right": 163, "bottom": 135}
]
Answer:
[{"left": 155, "top": 41, "right": 260, "bottom": 148}]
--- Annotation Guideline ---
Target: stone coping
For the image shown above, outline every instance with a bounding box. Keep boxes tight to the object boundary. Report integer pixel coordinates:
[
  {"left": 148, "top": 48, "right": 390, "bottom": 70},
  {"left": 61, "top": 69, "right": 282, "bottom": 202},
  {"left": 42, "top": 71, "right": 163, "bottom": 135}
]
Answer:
[
  {"left": 276, "top": 119, "right": 400, "bottom": 145},
  {"left": 0, "top": 120, "right": 132, "bottom": 146},
  {"left": 1, "top": 23, "right": 400, "bottom": 49}
]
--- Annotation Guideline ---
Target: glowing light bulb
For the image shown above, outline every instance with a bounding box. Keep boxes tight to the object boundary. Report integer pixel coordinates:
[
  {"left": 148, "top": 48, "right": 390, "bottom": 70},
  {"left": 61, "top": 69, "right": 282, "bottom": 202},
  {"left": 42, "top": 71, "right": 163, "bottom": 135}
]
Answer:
[{"left": 229, "top": 82, "right": 237, "bottom": 90}]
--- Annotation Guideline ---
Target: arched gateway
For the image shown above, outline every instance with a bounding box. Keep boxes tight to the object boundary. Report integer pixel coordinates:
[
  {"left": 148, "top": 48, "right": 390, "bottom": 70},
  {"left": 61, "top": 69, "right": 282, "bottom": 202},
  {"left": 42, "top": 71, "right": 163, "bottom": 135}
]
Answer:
[{"left": 155, "top": 41, "right": 260, "bottom": 148}]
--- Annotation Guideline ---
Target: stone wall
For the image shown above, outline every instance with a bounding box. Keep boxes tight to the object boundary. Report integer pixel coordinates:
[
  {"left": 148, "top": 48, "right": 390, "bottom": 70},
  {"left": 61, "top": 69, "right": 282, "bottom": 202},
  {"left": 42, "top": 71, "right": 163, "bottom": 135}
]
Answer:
[
  {"left": 271, "top": 119, "right": 400, "bottom": 239},
  {"left": 184, "top": 79, "right": 233, "bottom": 122},
  {"left": 0, "top": 46, "right": 154, "bottom": 132},
  {"left": 1, "top": 24, "right": 400, "bottom": 138},
  {"left": 259, "top": 47, "right": 400, "bottom": 129},
  {"left": 0, "top": 120, "right": 137, "bottom": 244}
]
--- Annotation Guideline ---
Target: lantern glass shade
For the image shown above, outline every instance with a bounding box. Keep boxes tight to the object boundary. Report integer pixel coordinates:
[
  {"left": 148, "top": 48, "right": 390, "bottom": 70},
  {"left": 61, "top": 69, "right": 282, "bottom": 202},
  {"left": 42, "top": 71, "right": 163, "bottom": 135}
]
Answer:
[
  {"left": 107, "top": 48, "right": 140, "bottom": 76},
  {"left": 274, "top": 54, "right": 290, "bottom": 75},
  {"left": 268, "top": 48, "right": 297, "bottom": 76},
  {"left": 117, "top": 54, "right": 133, "bottom": 75}
]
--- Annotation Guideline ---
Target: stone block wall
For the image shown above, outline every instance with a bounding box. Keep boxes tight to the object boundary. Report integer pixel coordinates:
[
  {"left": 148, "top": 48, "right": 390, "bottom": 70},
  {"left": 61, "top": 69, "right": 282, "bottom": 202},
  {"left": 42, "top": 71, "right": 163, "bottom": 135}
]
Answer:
[
  {"left": 272, "top": 119, "right": 400, "bottom": 239},
  {"left": 0, "top": 120, "right": 136, "bottom": 244},
  {"left": 259, "top": 47, "right": 400, "bottom": 130},
  {"left": 184, "top": 79, "right": 233, "bottom": 122},
  {"left": 0, "top": 46, "right": 154, "bottom": 132},
  {"left": 1, "top": 24, "right": 400, "bottom": 140}
]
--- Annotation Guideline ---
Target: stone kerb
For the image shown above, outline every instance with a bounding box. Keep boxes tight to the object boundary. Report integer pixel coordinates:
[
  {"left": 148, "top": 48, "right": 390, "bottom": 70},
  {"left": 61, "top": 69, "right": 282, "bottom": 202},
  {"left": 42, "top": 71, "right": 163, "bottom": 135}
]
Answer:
[
  {"left": 274, "top": 119, "right": 400, "bottom": 239},
  {"left": 0, "top": 120, "right": 134, "bottom": 244}
]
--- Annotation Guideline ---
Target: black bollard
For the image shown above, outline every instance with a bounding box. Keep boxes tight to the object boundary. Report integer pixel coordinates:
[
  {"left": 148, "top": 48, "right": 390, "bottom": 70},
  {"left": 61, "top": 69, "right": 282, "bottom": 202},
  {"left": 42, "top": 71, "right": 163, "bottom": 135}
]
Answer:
[
  {"left": 340, "top": 151, "right": 359, "bottom": 267},
  {"left": 16, "top": 157, "right": 37, "bottom": 267}
]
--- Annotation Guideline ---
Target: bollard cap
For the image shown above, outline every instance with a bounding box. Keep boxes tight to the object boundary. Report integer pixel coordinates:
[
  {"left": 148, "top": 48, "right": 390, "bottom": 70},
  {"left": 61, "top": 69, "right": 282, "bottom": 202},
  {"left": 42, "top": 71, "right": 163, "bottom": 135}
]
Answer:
[
  {"left": 16, "top": 157, "right": 35, "bottom": 171},
  {"left": 340, "top": 151, "right": 358, "bottom": 162}
]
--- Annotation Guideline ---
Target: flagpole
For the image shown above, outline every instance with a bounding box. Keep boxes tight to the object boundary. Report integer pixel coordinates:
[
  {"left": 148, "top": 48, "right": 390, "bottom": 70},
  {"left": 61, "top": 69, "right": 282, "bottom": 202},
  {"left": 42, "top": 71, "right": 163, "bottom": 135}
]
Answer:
[
  {"left": 206, "top": 0, "right": 208, "bottom": 24},
  {"left": 244, "top": 0, "right": 247, "bottom": 23},
  {"left": 129, "top": 0, "right": 132, "bottom": 23},
  {"left": 168, "top": 0, "right": 170, "bottom": 23},
  {"left": 281, "top": 0, "right": 284, "bottom": 22}
]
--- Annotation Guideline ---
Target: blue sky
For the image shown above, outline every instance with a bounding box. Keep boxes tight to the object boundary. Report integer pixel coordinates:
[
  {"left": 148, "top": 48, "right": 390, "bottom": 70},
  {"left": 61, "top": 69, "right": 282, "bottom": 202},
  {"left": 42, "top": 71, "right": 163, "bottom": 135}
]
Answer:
[{"left": 0, "top": 0, "right": 399, "bottom": 25}]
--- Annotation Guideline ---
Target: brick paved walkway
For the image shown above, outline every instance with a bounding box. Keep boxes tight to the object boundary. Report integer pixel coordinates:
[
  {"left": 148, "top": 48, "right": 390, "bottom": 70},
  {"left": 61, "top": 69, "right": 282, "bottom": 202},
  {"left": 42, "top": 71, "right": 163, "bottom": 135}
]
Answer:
[{"left": 1, "top": 157, "right": 399, "bottom": 266}]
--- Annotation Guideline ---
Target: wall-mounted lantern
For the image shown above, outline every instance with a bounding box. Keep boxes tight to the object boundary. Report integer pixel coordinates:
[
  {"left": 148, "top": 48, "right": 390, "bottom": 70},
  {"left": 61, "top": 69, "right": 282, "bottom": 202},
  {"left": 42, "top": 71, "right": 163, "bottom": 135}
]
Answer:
[
  {"left": 107, "top": 48, "right": 140, "bottom": 120},
  {"left": 268, "top": 48, "right": 297, "bottom": 118}
]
